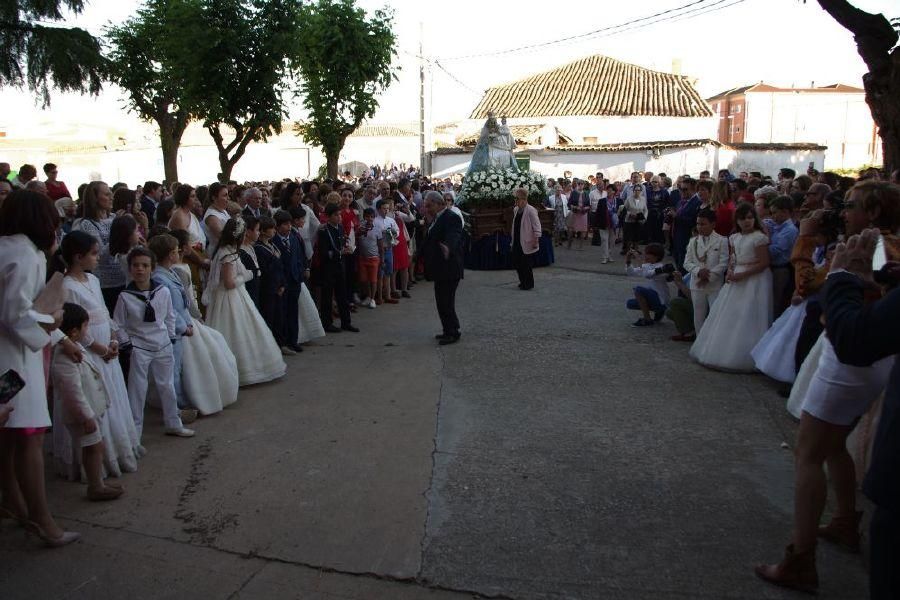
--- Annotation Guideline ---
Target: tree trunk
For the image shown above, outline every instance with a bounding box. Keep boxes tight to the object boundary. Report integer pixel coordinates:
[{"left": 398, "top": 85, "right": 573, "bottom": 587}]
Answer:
[
  {"left": 155, "top": 106, "right": 190, "bottom": 183},
  {"left": 817, "top": 0, "right": 899, "bottom": 171},
  {"left": 160, "top": 129, "right": 180, "bottom": 183},
  {"left": 326, "top": 148, "right": 339, "bottom": 180},
  {"left": 209, "top": 124, "right": 257, "bottom": 183}
]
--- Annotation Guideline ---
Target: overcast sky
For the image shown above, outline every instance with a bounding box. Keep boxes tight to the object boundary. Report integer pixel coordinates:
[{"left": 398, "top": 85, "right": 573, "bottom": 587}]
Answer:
[{"left": 2, "top": 0, "right": 896, "bottom": 133}]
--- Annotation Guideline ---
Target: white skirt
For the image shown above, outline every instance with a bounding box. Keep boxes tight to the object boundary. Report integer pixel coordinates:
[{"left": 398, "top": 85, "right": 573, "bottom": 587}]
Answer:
[
  {"left": 800, "top": 338, "right": 893, "bottom": 426},
  {"left": 181, "top": 318, "right": 240, "bottom": 414},
  {"left": 690, "top": 267, "right": 773, "bottom": 372},
  {"left": 297, "top": 283, "right": 325, "bottom": 344},
  {"left": 206, "top": 286, "right": 286, "bottom": 387},
  {"left": 751, "top": 301, "right": 807, "bottom": 383},
  {"left": 787, "top": 333, "right": 825, "bottom": 418}
]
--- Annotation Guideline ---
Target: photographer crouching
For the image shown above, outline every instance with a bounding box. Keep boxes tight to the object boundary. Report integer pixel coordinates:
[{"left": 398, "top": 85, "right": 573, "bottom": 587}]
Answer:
[{"left": 625, "top": 243, "right": 672, "bottom": 327}]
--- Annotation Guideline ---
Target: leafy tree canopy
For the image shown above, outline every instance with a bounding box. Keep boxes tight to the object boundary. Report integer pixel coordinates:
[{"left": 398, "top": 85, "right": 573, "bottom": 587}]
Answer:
[
  {"left": 0, "top": 0, "right": 105, "bottom": 106},
  {"left": 160, "top": 0, "right": 300, "bottom": 179},
  {"left": 292, "top": 0, "right": 398, "bottom": 176}
]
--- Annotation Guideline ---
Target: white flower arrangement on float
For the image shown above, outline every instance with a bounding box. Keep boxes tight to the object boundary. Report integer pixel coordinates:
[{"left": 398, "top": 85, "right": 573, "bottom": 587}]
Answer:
[{"left": 457, "top": 167, "right": 547, "bottom": 209}]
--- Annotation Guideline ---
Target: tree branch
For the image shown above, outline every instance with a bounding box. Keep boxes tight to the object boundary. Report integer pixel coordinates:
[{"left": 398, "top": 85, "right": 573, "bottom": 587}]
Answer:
[{"left": 817, "top": 0, "right": 898, "bottom": 72}]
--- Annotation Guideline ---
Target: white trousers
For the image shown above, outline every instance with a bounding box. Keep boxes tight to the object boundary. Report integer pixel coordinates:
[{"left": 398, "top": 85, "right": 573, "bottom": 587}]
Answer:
[
  {"left": 128, "top": 346, "right": 184, "bottom": 437},
  {"left": 596, "top": 229, "right": 610, "bottom": 261},
  {"left": 691, "top": 287, "right": 721, "bottom": 333}
]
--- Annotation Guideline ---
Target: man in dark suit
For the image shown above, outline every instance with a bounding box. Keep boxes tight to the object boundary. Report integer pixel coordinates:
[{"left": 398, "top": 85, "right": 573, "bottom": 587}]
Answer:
[
  {"left": 241, "top": 187, "right": 270, "bottom": 219},
  {"left": 317, "top": 203, "right": 358, "bottom": 333},
  {"left": 141, "top": 181, "right": 163, "bottom": 228},
  {"left": 822, "top": 228, "right": 900, "bottom": 600},
  {"left": 273, "top": 209, "right": 308, "bottom": 352},
  {"left": 422, "top": 190, "right": 463, "bottom": 345}
]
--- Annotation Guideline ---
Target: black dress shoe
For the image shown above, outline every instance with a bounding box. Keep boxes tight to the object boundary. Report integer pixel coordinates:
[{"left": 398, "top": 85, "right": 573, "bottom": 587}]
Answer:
[
  {"left": 323, "top": 324, "right": 341, "bottom": 333},
  {"left": 289, "top": 344, "right": 304, "bottom": 352},
  {"left": 401, "top": 291, "right": 411, "bottom": 298},
  {"left": 435, "top": 333, "right": 449, "bottom": 339},
  {"left": 438, "top": 334, "right": 460, "bottom": 345},
  {"left": 341, "top": 325, "right": 360, "bottom": 333}
]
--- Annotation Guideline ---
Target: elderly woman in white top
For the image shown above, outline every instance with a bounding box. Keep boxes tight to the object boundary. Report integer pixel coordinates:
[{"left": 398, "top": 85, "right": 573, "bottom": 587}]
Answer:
[
  {"left": 0, "top": 189, "right": 80, "bottom": 546},
  {"left": 622, "top": 183, "right": 648, "bottom": 254}
]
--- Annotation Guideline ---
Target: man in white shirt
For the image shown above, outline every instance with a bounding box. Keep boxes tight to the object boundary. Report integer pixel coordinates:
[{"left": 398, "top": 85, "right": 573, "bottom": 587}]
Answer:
[{"left": 682, "top": 209, "right": 729, "bottom": 332}]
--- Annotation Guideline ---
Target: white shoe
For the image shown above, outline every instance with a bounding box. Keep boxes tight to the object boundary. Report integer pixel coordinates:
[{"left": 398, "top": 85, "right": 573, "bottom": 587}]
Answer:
[
  {"left": 368, "top": 299, "right": 376, "bottom": 309},
  {"left": 165, "top": 427, "right": 195, "bottom": 438},
  {"left": 281, "top": 346, "right": 297, "bottom": 356},
  {"left": 352, "top": 293, "right": 362, "bottom": 304}
]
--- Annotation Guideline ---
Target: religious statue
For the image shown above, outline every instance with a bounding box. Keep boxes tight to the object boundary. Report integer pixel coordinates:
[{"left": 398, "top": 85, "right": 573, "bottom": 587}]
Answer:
[{"left": 467, "top": 111, "right": 518, "bottom": 175}]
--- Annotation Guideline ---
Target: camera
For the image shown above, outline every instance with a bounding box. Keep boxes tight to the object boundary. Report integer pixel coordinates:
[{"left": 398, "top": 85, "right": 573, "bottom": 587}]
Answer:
[{"left": 654, "top": 263, "right": 676, "bottom": 276}]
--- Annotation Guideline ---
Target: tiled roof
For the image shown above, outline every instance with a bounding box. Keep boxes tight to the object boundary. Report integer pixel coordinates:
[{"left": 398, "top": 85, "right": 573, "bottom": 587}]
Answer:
[
  {"left": 547, "top": 139, "right": 719, "bottom": 152},
  {"left": 351, "top": 125, "right": 417, "bottom": 137},
  {"left": 729, "top": 142, "right": 827, "bottom": 151},
  {"left": 470, "top": 55, "right": 713, "bottom": 119},
  {"left": 708, "top": 82, "right": 865, "bottom": 100},
  {"left": 456, "top": 124, "right": 545, "bottom": 146}
]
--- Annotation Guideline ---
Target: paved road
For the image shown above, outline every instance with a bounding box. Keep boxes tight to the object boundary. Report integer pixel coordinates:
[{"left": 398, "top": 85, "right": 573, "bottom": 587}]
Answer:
[{"left": 1, "top": 244, "right": 868, "bottom": 599}]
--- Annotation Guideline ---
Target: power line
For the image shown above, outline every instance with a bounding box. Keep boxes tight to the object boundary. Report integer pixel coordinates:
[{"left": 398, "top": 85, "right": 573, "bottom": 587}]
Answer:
[
  {"left": 433, "top": 60, "right": 481, "bottom": 95},
  {"left": 438, "top": 0, "right": 716, "bottom": 61}
]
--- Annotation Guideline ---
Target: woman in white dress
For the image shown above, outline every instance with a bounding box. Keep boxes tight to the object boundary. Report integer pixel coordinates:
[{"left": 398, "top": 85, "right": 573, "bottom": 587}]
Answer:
[
  {"left": 203, "top": 218, "right": 286, "bottom": 386},
  {"left": 168, "top": 230, "right": 239, "bottom": 414},
  {"left": 690, "top": 202, "right": 773, "bottom": 372},
  {"left": 55, "top": 231, "right": 145, "bottom": 479},
  {"left": 73, "top": 181, "right": 127, "bottom": 314},
  {"left": 168, "top": 184, "right": 209, "bottom": 302},
  {"left": 0, "top": 190, "right": 80, "bottom": 546},
  {"left": 203, "top": 182, "right": 230, "bottom": 252},
  {"left": 292, "top": 211, "right": 326, "bottom": 345}
]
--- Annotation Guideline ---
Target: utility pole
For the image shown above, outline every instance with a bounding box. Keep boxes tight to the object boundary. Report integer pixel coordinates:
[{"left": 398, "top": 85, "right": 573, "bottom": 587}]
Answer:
[{"left": 419, "top": 22, "right": 426, "bottom": 174}]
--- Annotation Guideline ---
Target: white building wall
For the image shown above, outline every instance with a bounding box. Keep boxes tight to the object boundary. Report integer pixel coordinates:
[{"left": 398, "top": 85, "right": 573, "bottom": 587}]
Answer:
[
  {"left": 455, "top": 115, "right": 717, "bottom": 145},
  {"left": 430, "top": 146, "right": 824, "bottom": 182},
  {"left": 744, "top": 92, "right": 879, "bottom": 170}
]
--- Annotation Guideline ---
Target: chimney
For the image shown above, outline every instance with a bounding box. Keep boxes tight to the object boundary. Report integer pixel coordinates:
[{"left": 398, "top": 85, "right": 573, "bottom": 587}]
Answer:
[{"left": 671, "top": 58, "right": 682, "bottom": 76}]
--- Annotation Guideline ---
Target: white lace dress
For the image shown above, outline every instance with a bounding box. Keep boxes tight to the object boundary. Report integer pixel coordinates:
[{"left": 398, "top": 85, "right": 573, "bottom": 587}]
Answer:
[
  {"left": 172, "top": 264, "right": 239, "bottom": 414},
  {"left": 203, "top": 247, "right": 286, "bottom": 386},
  {"left": 54, "top": 274, "right": 145, "bottom": 480},
  {"left": 690, "top": 230, "right": 774, "bottom": 372}
]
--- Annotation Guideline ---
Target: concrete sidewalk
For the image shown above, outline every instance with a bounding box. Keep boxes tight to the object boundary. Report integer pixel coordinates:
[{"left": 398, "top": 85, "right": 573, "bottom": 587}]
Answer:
[{"left": 0, "top": 243, "right": 868, "bottom": 599}]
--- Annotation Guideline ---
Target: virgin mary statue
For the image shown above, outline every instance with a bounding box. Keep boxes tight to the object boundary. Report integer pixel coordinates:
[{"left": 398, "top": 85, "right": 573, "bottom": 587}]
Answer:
[{"left": 467, "top": 112, "right": 518, "bottom": 175}]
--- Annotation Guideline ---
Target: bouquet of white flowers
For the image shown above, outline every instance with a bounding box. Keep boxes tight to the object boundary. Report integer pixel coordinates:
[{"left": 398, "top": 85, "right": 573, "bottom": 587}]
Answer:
[{"left": 457, "top": 168, "right": 547, "bottom": 209}]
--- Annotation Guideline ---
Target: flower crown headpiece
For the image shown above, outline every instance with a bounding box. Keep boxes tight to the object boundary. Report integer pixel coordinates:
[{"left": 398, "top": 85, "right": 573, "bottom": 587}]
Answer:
[{"left": 232, "top": 216, "right": 246, "bottom": 238}]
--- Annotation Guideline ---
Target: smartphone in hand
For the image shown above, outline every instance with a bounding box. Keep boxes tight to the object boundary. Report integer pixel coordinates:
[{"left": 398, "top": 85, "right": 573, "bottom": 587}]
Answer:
[{"left": 0, "top": 370, "right": 25, "bottom": 404}]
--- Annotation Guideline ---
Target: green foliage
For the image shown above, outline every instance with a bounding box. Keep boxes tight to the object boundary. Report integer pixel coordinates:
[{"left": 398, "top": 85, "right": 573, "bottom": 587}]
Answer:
[
  {"left": 1, "top": 0, "right": 105, "bottom": 106},
  {"left": 292, "top": 0, "right": 398, "bottom": 177},
  {"left": 106, "top": 0, "right": 192, "bottom": 181},
  {"left": 156, "top": 0, "right": 301, "bottom": 180}
]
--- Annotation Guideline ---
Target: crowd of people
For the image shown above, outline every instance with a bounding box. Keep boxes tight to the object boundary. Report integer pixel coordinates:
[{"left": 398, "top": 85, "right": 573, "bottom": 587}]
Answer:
[
  {"left": 546, "top": 164, "right": 899, "bottom": 597},
  {"left": 1, "top": 158, "right": 898, "bottom": 598},
  {"left": 0, "top": 161, "right": 463, "bottom": 548}
]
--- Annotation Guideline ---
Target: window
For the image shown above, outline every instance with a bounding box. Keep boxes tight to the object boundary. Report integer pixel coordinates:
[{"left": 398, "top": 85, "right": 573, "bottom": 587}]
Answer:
[
  {"left": 735, "top": 126, "right": 741, "bottom": 133},
  {"left": 735, "top": 104, "right": 742, "bottom": 113},
  {"left": 583, "top": 136, "right": 598, "bottom": 144}
]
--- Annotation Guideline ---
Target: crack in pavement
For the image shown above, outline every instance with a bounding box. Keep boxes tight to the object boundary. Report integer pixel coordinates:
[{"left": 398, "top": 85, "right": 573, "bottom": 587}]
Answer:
[
  {"left": 56, "top": 516, "right": 514, "bottom": 599},
  {"left": 418, "top": 342, "right": 447, "bottom": 582}
]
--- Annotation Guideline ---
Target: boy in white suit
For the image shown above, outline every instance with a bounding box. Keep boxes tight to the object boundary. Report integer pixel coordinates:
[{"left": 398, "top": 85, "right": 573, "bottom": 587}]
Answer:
[{"left": 683, "top": 209, "right": 729, "bottom": 333}]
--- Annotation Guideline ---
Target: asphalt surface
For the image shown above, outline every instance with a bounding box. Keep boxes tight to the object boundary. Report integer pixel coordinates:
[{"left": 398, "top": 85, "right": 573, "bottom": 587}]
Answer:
[{"left": 0, "top": 243, "right": 869, "bottom": 599}]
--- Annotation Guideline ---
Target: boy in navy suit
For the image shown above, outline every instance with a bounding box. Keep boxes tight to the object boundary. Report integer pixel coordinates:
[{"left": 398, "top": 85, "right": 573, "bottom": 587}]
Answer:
[{"left": 273, "top": 210, "right": 306, "bottom": 353}]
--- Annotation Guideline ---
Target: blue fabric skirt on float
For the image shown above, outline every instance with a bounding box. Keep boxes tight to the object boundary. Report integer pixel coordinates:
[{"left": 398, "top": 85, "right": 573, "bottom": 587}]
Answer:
[{"left": 751, "top": 300, "right": 807, "bottom": 383}]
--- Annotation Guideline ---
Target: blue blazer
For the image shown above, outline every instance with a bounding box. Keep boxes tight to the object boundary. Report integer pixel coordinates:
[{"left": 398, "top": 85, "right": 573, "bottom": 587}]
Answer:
[{"left": 273, "top": 231, "right": 306, "bottom": 286}]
